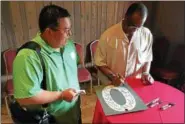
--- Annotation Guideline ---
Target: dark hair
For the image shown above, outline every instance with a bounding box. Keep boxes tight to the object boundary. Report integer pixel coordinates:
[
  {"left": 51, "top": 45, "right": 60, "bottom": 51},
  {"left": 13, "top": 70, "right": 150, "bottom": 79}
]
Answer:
[
  {"left": 39, "top": 4, "right": 70, "bottom": 33},
  {"left": 125, "top": 3, "right": 148, "bottom": 17}
]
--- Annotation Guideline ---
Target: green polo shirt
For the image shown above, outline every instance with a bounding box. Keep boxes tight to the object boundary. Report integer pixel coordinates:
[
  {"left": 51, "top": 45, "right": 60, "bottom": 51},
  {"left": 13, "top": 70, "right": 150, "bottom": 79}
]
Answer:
[{"left": 13, "top": 33, "right": 81, "bottom": 124}]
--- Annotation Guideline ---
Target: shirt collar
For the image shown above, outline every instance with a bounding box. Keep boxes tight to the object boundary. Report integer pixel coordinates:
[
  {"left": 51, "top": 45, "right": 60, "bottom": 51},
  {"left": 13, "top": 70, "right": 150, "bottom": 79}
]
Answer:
[{"left": 32, "top": 32, "right": 67, "bottom": 55}]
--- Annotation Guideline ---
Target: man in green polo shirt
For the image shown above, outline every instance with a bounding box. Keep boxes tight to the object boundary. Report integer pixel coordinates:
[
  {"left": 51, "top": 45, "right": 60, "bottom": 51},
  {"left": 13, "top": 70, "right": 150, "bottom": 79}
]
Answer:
[{"left": 13, "top": 5, "right": 81, "bottom": 124}]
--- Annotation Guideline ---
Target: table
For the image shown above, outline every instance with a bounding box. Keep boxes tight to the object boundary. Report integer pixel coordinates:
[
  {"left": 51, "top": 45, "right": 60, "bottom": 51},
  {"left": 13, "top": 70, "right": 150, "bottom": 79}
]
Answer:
[{"left": 93, "top": 78, "right": 184, "bottom": 123}]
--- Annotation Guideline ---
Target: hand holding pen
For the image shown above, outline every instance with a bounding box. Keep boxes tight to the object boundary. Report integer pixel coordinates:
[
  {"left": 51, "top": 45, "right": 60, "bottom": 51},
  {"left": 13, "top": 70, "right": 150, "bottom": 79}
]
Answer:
[{"left": 112, "top": 73, "right": 125, "bottom": 86}]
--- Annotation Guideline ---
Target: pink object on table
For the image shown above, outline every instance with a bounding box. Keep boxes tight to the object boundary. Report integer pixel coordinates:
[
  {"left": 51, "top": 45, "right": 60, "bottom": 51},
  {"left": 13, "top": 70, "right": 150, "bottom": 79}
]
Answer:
[{"left": 92, "top": 78, "right": 184, "bottom": 123}]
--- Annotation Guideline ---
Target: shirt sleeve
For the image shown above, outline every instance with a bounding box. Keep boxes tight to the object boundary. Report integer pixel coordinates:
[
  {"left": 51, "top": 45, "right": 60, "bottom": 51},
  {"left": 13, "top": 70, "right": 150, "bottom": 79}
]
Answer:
[
  {"left": 145, "top": 32, "right": 153, "bottom": 62},
  {"left": 13, "top": 49, "right": 43, "bottom": 99},
  {"left": 72, "top": 41, "right": 80, "bottom": 65},
  {"left": 138, "top": 29, "right": 153, "bottom": 63},
  {"left": 94, "top": 35, "right": 107, "bottom": 66}
]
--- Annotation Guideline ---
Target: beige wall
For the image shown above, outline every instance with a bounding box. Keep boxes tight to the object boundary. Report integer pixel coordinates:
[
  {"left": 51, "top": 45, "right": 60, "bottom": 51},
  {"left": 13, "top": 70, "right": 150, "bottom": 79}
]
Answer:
[
  {"left": 2, "top": 1, "right": 184, "bottom": 71},
  {"left": 1, "top": 1, "right": 133, "bottom": 51}
]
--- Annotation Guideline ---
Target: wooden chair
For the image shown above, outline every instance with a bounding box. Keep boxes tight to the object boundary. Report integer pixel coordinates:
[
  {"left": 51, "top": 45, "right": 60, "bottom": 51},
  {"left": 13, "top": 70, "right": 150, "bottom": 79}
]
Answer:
[
  {"left": 74, "top": 42, "right": 93, "bottom": 94},
  {"left": 3, "top": 48, "right": 17, "bottom": 117},
  {"left": 90, "top": 40, "right": 100, "bottom": 85}
]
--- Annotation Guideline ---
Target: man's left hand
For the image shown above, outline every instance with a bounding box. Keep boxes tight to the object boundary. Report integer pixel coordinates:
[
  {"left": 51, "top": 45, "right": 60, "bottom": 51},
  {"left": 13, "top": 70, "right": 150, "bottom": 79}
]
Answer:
[{"left": 141, "top": 73, "right": 154, "bottom": 85}]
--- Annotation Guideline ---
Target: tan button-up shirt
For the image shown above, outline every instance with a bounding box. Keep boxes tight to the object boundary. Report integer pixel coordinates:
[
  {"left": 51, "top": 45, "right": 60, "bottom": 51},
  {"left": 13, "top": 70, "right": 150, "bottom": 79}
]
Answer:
[{"left": 95, "top": 21, "right": 153, "bottom": 83}]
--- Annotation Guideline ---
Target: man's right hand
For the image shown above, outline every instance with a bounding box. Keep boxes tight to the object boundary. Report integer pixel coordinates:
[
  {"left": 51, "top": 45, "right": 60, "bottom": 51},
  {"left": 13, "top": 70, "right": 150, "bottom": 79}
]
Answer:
[
  {"left": 97, "top": 66, "right": 125, "bottom": 86},
  {"left": 61, "top": 88, "right": 77, "bottom": 102},
  {"left": 112, "top": 74, "right": 125, "bottom": 86}
]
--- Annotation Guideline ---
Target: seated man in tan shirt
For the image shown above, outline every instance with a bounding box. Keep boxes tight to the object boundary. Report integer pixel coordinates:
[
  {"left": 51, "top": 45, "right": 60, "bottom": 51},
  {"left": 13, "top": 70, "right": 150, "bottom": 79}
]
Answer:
[{"left": 95, "top": 3, "right": 154, "bottom": 86}]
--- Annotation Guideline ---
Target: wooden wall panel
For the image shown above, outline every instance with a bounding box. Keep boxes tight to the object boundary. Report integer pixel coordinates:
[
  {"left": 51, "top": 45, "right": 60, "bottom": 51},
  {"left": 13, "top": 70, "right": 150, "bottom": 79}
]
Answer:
[
  {"left": 35, "top": 1, "right": 44, "bottom": 19},
  {"left": 1, "top": 1, "right": 132, "bottom": 51},
  {"left": 97, "top": 1, "right": 102, "bottom": 38},
  {"left": 80, "top": 1, "right": 85, "bottom": 49},
  {"left": 2, "top": 1, "right": 16, "bottom": 49},
  {"left": 106, "top": 1, "right": 115, "bottom": 28},
  {"left": 63, "top": 1, "right": 75, "bottom": 40},
  {"left": 100, "top": 2, "right": 107, "bottom": 35},
  {"left": 43, "top": 1, "right": 52, "bottom": 6},
  {"left": 52, "top": 1, "right": 63, "bottom": 7},
  {"left": 19, "top": 2, "right": 29, "bottom": 43},
  {"left": 25, "top": 2, "right": 38, "bottom": 40},
  {"left": 10, "top": 2, "right": 24, "bottom": 47},
  {"left": 74, "top": 1, "right": 81, "bottom": 43},
  {"left": 91, "top": 1, "right": 97, "bottom": 42},
  {"left": 117, "top": 2, "right": 125, "bottom": 23},
  {"left": 1, "top": 19, "right": 9, "bottom": 50},
  {"left": 114, "top": 1, "right": 119, "bottom": 23},
  {"left": 85, "top": 1, "right": 91, "bottom": 47}
]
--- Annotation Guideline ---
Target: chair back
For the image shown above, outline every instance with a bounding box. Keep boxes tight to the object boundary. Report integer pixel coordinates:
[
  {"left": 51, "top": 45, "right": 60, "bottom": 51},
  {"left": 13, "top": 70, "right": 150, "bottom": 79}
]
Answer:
[
  {"left": 3, "top": 49, "right": 17, "bottom": 75},
  {"left": 90, "top": 40, "right": 99, "bottom": 63},
  {"left": 74, "top": 42, "right": 84, "bottom": 65},
  {"left": 3, "top": 49, "right": 17, "bottom": 94},
  {"left": 74, "top": 42, "right": 93, "bottom": 93}
]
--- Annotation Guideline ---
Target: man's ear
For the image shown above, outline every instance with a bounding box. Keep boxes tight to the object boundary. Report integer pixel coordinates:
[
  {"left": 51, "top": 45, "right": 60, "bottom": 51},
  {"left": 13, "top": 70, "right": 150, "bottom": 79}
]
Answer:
[
  {"left": 42, "top": 28, "right": 53, "bottom": 41},
  {"left": 45, "top": 28, "right": 54, "bottom": 35},
  {"left": 44, "top": 28, "right": 53, "bottom": 35}
]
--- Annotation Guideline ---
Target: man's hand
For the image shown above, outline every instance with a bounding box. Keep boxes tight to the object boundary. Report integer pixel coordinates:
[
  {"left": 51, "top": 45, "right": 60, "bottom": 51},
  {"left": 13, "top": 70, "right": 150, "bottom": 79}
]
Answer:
[
  {"left": 141, "top": 73, "right": 154, "bottom": 85},
  {"left": 61, "top": 88, "right": 77, "bottom": 102},
  {"left": 112, "top": 74, "right": 125, "bottom": 86}
]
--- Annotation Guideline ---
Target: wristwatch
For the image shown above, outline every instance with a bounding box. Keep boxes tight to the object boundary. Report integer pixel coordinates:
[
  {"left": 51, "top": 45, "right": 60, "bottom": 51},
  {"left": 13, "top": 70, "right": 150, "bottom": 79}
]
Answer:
[
  {"left": 106, "top": 73, "right": 116, "bottom": 81},
  {"left": 142, "top": 72, "right": 149, "bottom": 75}
]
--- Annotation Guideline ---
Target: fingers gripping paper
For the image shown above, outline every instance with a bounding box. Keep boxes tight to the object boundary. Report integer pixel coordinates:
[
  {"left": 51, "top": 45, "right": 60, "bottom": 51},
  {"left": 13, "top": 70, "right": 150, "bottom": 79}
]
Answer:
[{"left": 94, "top": 83, "right": 148, "bottom": 116}]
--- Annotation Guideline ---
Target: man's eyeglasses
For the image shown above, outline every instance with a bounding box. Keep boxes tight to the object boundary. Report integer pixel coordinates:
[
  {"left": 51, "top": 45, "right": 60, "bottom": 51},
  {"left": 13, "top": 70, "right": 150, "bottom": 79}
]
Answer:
[{"left": 55, "top": 28, "right": 72, "bottom": 34}]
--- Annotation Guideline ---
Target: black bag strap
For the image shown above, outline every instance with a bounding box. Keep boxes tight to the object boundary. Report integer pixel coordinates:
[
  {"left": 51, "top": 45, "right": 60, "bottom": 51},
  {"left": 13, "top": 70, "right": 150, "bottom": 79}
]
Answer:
[{"left": 17, "top": 41, "right": 48, "bottom": 108}]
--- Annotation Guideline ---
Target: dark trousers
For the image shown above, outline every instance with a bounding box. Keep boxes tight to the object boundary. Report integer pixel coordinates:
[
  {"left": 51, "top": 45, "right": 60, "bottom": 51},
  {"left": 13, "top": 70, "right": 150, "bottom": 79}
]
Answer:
[
  {"left": 78, "top": 96, "right": 82, "bottom": 124},
  {"left": 78, "top": 110, "right": 82, "bottom": 124},
  {"left": 11, "top": 97, "right": 82, "bottom": 124}
]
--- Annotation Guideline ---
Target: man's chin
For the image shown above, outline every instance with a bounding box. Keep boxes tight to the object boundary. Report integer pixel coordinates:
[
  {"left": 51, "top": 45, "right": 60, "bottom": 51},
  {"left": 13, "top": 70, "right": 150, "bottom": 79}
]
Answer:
[
  {"left": 62, "top": 42, "right": 67, "bottom": 46},
  {"left": 53, "top": 43, "right": 66, "bottom": 48},
  {"left": 59, "top": 42, "right": 67, "bottom": 48},
  {"left": 60, "top": 39, "right": 69, "bottom": 47}
]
